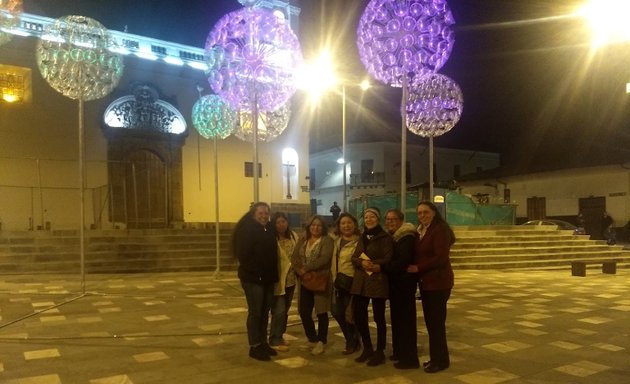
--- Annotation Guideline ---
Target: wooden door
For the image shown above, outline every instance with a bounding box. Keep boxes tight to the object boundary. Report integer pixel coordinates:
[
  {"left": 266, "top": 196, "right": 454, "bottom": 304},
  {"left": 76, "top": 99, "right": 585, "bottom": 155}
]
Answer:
[
  {"left": 579, "top": 196, "right": 605, "bottom": 240},
  {"left": 526, "top": 197, "right": 546, "bottom": 220},
  {"left": 126, "top": 150, "right": 167, "bottom": 228}
]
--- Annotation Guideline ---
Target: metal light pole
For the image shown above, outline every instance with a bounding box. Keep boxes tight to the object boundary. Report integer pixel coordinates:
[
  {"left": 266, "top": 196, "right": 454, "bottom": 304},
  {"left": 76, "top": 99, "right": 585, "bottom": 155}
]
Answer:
[
  {"left": 400, "top": 75, "right": 408, "bottom": 216},
  {"left": 342, "top": 85, "right": 347, "bottom": 212}
]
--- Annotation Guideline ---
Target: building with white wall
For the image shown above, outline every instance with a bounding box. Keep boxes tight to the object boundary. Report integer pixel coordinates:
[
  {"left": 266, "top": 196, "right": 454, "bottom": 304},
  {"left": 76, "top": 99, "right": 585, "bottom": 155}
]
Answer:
[
  {"left": 456, "top": 164, "right": 630, "bottom": 238},
  {"left": 0, "top": 8, "right": 311, "bottom": 231},
  {"left": 309, "top": 141, "right": 500, "bottom": 216}
]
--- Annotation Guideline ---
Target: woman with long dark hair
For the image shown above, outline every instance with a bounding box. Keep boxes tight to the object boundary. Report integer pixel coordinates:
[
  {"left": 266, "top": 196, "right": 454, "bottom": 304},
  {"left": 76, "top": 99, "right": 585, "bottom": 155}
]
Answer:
[
  {"left": 268, "top": 212, "right": 298, "bottom": 352},
  {"left": 291, "top": 215, "right": 334, "bottom": 355},
  {"left": 232, "top": 202, "right": 278, "bottom": 361},
  {"left": 408, "top": 201, "right": 455, "bottom": 373}
]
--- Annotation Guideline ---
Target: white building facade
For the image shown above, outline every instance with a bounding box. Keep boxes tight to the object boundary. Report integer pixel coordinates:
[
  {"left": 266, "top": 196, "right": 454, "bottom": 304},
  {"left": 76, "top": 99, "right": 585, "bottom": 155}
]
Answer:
[{"left": 309, "top": 141, "right": 500, "bottom": 216}]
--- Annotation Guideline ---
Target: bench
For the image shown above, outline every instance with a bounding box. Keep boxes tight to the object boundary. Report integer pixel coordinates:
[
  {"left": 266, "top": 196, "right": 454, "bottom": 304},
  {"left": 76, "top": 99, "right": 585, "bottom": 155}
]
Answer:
[{"left": 571, "top": 260, "right": 617, "bottom": 277}]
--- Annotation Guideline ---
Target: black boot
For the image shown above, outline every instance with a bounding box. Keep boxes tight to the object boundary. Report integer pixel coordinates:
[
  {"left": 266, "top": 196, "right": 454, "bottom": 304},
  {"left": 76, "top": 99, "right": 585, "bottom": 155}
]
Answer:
[
  {"left": 249, "top": 345, "right": 271, "bottom": 361},
  {"left": 261, "top": 343, "right": 278, "bottom": 356},
  {"left": 366, "top": 349, "right": 385, "bottom": 366},
  {"left": 354, "top": 347, "right": 374, "bottom": 363}
]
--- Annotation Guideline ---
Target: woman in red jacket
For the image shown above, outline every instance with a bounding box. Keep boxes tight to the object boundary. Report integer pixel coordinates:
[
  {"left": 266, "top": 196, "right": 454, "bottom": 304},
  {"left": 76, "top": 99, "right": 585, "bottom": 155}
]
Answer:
[{"left": 408, "top": 201, "right": 455, "bottom": 373}]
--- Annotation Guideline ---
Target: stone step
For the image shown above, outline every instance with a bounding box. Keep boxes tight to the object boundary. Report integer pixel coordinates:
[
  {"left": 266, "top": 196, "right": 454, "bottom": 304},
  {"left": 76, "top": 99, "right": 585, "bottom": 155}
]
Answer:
[
  {"left": 451, "top": 250, "right": 628, "bottom": 264},
  {"left": 0, "top": 225, "right": 623, "bottom": 273},
  {"left": 451, "top": 245, "right": 624, "bottom": 256},
  {"left": 453, "top": 239, "right": 602, "bottom": 248},
  {"left": 454, "top": 259, "right": 630, "bottom": 270}
]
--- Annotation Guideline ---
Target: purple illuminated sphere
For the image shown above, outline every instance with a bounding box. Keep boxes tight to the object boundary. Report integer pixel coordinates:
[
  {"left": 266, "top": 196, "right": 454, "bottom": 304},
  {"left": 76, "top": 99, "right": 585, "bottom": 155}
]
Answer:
[
  {"left": 357, "top": 0, "right": 455, "bottom": 87},
  {"left": 406, "top": 73, "right": 463, "bottom": 138},
  {"left": 205, "top": 7, "right": 303, "bottom": 112}
]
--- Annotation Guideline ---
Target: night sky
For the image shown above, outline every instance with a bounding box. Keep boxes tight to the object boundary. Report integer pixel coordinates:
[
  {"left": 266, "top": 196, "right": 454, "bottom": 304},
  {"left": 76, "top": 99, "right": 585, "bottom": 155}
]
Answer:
[{"left": 22, "top": 0, "right": 630, "bottom": 173}]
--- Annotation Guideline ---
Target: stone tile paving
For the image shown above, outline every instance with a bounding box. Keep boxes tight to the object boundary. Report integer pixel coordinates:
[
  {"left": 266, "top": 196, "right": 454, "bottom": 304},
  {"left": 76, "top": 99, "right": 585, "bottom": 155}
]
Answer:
[{"left": 0, "top": 270, "right": 628, "bottom": 384}]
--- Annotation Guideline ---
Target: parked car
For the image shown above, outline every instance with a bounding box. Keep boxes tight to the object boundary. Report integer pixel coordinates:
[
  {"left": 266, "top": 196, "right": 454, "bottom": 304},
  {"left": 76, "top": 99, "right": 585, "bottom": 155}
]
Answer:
[{"left": 521, "top": 219, "right": 587, "bottom": 235}]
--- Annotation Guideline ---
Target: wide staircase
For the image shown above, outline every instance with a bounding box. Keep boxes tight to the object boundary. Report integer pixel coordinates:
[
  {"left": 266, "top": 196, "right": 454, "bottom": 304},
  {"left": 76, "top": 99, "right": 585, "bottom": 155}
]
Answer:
[
  {"left": 451, "top": 225, "right": 630, "bottom": 270},
  {"left": 0, "top": 227, "right": 236, "bottom": 274},
  {"left": 1, "top": 225, "right": 629, "bottom": 274}
]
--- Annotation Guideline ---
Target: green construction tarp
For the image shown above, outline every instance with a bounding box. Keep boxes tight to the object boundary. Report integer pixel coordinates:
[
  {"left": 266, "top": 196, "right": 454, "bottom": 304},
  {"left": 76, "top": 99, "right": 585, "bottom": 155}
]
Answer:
[{"left": 348, "top": 191, "right": 515, "bottom": 226}]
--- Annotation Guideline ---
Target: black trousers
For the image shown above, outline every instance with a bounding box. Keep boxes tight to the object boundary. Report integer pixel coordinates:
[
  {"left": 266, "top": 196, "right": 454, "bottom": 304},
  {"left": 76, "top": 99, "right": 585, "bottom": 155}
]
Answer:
[
  {"left": 421, "top": 288, "right": 451, "bottom": 366},
  {"left": 389, "top": 280, "right": 419, "bottom": 364},
  {"left": 354, "top": 295, "right": 386, "bottom": 351}
]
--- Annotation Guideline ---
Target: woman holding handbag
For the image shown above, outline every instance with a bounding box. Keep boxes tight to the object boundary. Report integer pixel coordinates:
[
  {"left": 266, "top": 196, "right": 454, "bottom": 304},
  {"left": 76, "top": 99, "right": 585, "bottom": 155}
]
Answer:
[
  {"left": 291, "top": 215, "right": 334, "bottom": 355},
  {"left": 331, "top": 213, "right": 361, "bottom": 355}
]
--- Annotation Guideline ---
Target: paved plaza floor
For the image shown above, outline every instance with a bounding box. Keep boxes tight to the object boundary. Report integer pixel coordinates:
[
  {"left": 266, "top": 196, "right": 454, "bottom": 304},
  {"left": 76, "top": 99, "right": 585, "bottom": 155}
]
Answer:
[{"left": 0, "top": 269, "right": 628, "bottom": 384}]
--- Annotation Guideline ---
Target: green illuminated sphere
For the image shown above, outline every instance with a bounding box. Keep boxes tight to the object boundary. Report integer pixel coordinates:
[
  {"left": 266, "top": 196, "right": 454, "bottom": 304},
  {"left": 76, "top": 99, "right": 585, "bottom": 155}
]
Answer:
[{"left": 192, "top": 94, "right": 237, "bottom": 140}]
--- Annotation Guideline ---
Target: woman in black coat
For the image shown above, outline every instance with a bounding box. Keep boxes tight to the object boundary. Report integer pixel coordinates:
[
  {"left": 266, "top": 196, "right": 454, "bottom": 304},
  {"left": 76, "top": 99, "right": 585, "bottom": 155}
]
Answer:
[
  {"left": 380, "top": 209, "right": 420, "bottom": 369},
  {"left": 232, "top": 202, "right": 279, "bottom": 361}
]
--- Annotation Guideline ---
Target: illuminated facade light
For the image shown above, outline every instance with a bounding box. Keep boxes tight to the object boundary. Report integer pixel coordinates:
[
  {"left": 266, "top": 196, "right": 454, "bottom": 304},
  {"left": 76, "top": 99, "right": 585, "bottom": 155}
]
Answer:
[{"left": 0, "top": 63, "right": 32, "bottom": 104}]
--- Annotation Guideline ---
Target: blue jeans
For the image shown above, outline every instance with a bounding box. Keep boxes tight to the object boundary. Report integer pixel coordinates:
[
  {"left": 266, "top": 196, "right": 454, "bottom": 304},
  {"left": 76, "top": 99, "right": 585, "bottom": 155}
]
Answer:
[
  {"left": 269, "top": 285, "right": 296, "bottom": 346},
  {"left": 241, "top": 280, "right": 274, "bottom": 347}
]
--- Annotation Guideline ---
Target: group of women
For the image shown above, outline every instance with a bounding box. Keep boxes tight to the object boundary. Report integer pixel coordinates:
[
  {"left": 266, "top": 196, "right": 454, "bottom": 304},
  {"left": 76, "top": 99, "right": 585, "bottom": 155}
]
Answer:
[{"left": 232, "top": 201, "right": 455, "bottom": 373}]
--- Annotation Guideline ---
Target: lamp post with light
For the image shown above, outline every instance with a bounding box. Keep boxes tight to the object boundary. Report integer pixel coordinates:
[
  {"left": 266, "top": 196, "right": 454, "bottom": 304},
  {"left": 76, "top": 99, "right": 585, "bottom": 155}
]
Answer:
[{"left": 298, "top": 52, "right": 370, "bottom": 213}]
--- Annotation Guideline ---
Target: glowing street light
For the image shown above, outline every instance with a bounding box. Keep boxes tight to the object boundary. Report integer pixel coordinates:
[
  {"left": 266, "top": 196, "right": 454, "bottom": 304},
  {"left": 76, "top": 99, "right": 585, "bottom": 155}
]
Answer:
[
  {"left": 578, "top": 0, "right": 630, "bottom": 47},
  {"left": 298, "top": 52, "right": 371, "bottom": 213}
]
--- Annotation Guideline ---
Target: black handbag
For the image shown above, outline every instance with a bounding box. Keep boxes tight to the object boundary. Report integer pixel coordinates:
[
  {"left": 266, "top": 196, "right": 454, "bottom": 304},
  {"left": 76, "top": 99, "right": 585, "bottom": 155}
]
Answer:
[{"left": 334, "top": 273, "right": 353, "bottom": 292}]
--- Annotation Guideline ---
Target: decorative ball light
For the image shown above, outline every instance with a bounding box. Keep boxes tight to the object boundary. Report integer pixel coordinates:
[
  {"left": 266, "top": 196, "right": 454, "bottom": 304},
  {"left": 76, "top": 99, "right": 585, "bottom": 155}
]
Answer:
[
  {"left": 192, "top": 94, "right": 237, "bottom": 140},
  {"left": 205, "top": 7, "right": 303, "bottom": 112},
  {"left": 0, "top": 0, "right": 23, "bottom": 46},
  {"left": 36, "top": 15, "right": 124, "bottom": 101},
  {"left": 357, "top": 0, "right": 455, "bottom": 87},
  {"left": 406, "top": 73, "right": 463, "bottom": 137},
  {"left": 235, "top": 102, "right": 291, "bottom": 143}
]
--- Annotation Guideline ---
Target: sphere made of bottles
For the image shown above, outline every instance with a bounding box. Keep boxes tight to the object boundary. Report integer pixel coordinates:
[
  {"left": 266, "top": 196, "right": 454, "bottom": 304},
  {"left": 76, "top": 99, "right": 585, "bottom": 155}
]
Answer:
[
  {"left": 192, "top": 94, "right": 237, "bottom": 140},
  {"left": 0, "top": 0, "right": 23, "bottom": 46},
  {"left": 235, "top": 102, "right": 290, "bottom": 143},
  {"left": 205, "top": 7, "right": 302, "bottom": 112},
  {"left": 406, "top": 73, "right": 463, "bottom": 137},
  {"left": 357, "top": 0, "right": 455, "bottom": 87},
  {"left": 36, "top": 15, "right": 124, "bottom": 101}
]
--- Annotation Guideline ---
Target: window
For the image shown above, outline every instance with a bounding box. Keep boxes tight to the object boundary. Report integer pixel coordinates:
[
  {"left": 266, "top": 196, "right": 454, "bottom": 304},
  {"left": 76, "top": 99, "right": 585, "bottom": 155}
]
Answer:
[
  {"left": 361, "top": 159, "right": 374, "bottom": 183},
  {"left": 282, "top": 148, "right": 298, "bottom": 200},
  {"left": 244, "top": 162, "right": 262, "bottom": 178},
  {"left": 309, "top": 168, "right": 316, "bottom": 190}
]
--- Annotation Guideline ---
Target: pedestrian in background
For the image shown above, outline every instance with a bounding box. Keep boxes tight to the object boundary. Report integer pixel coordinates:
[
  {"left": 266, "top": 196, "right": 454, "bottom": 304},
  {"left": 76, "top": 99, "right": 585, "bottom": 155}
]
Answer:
[{"left": 330, "top": 201, "right": 341, "bottom": 222}]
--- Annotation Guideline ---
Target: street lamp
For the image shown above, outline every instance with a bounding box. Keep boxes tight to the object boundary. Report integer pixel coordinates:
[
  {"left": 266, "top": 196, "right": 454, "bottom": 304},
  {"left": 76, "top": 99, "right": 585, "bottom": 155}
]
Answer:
[
  {"left": 578, "top": 0, "right": 630, "bottom": 47},
  {"left": 297, "top": 52, "right": 370, "bottom": 213}
]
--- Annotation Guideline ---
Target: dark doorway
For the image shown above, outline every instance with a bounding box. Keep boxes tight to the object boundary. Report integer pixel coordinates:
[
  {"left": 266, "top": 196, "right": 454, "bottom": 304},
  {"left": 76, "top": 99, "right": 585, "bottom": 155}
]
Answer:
[
  {"left": 526, "top": 197, "right": 546, "bottom": 220},
  {"left": 125, "top": 150, "right": 167, "bottom": 228},
  {"left": 579, "top": 196, "right": 606, "bottom": 240}
]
